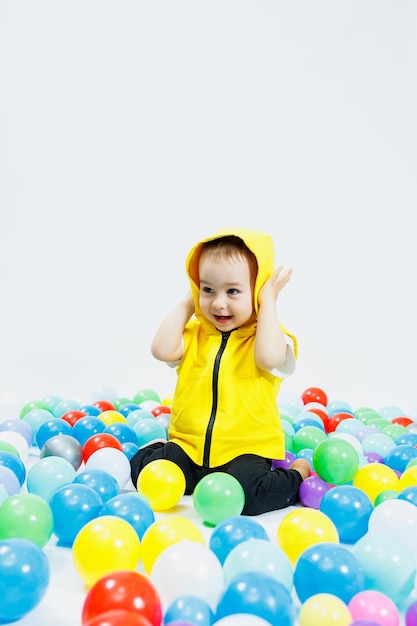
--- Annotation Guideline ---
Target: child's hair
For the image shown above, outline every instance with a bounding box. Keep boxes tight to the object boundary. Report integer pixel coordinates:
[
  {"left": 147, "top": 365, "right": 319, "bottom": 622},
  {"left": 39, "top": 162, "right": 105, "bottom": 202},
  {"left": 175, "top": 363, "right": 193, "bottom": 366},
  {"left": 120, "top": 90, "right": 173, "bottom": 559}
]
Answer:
[{"left": 200, "top": 235, "right": 258, "bottom": 278}]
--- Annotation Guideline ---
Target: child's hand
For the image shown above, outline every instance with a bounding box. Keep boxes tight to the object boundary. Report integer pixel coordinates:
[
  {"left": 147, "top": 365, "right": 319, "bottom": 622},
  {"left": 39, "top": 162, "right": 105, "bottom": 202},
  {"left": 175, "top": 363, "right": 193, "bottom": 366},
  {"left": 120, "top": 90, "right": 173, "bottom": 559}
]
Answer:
[{"left": 258, "top": 265, "right": 293, "bottom": 306}]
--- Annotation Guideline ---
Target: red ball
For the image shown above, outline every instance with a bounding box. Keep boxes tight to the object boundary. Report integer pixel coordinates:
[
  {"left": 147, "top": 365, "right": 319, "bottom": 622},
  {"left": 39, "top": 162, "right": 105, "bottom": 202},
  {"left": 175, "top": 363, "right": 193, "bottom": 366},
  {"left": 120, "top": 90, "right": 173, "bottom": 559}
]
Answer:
[
  {"left": 84, "top": 610, "right": 153, "bottom": 626},
  {"left": 82, "top": 433, "right": 123, "bottom": 463},
  {"left": 301, "top": 386, "right": 328, "bottom": 406},
  {"left": 326, "top": 411, "right": 354, "bottom": 433},
  {"left": 391, "top": 416, "right": 414, "bottom": 428},
  {"left": 61, "top": 410, "right": 87, "bottom": 426},
  {"left": 306, "top": 407, "right": 329, "bottom": 431},
  {"left": 92, "top": 400, "right": 115, "bottom": 412},
  {"left": 150, "top": 405, "right": 171, "bottom": 418},
  {"left": 82, "top": 571, "right": 162, "bottom": 626}
]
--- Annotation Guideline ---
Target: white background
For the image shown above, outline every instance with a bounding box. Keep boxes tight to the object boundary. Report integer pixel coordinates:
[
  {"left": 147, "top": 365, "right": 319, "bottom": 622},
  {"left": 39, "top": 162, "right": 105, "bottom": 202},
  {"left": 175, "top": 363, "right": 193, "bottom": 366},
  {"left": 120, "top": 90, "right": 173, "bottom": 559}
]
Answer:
[{"left": 1, "top": 1, "right": 416, "bottom": 416}]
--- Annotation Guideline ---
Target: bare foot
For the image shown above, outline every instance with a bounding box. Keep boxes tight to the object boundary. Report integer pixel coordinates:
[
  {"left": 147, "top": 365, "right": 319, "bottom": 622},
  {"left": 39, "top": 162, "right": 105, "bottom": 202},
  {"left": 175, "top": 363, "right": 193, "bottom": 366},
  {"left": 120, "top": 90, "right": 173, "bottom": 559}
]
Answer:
[{"left": 290, "top": 458, "right": 311, "bottom": 480}]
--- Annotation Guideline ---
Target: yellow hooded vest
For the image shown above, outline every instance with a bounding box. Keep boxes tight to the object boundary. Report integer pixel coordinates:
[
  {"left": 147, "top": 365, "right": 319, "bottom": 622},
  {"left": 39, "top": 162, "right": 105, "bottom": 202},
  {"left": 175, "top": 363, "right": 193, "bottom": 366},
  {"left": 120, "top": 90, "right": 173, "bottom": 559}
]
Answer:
[{"left": 168, "top": 228, "right": 297, "bottom": 467}]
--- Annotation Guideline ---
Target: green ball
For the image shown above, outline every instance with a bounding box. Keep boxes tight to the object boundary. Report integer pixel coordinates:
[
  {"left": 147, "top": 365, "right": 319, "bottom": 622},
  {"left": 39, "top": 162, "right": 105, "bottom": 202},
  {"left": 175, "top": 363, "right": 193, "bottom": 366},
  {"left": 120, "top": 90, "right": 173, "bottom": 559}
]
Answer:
[
  {"left": 292, "top": 426, "right": 327, "bottom": 453},
  {"left": 313, "top": 438, "right": 359, "bottom": 485},
  {"left": 193, "top": 472, "right": 245, "bottom": 527},
  {"left": 0, "top": 493, "right": 53, "bottom": 548},
  {"left": 133, "top": 388, "right": 161, "bottom": 405},
  {"left": 19, "top": 400, "right": 53, "bottom": 419}
]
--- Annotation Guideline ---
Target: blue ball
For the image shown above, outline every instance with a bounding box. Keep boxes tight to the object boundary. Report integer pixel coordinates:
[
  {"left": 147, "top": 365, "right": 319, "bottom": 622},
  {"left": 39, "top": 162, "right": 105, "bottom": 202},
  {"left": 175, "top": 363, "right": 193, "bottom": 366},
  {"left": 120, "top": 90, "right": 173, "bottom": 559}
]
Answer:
[
  {"left": 117, "top": 402, "right": 141, "bottom": 418},
  {"left": 385, "top": 444, "right": 417, "bottom": 474},
  {"left": 0, "top": 451, "right": 26, "bottom": 486},
  {"left": 73, "top": 469, "right": 120, "bottom": 503},
  {"left": 320, "top": 484, "right": 373, "bottom": 543},
  {"left": 216, "top": 572, "right": 295, "bottom": 626},
  {"left": 209, "top": 515, "right": 269, "bottom": 565},
  {"left": 78, "top": 404, "right": 102, "bottom": 417},
  {"left": 36, "top": 419, "right": 73, "bottom": 450},
  {"left": 104, "top": 422, "right": 137, "bottom": 445},
  {"left": 122, "top": 441, "right": 140, "bottom": 460},
  {"left": 72, "top": 416, "right": 106, "bottom": 446},
  {"left": 133, "top": 418, "right": 167, "bottom": 448},
  {"left": 99, "top": 492, "right": 154, "bottom": 540},
  {"left": 398, "top": 485, "right": 417, "bottom": 507},
  {"left": 0, "top": 538, "right": 49, "bottom": 622},
  {"left": 49, "top": 483, "right": 103, "bottom": 545},
  {"left": 294, "top": 543, "right": 366, "bottom": 604},
  {"left": 165, "top": 595, "right": 214, "bottom": 626}
]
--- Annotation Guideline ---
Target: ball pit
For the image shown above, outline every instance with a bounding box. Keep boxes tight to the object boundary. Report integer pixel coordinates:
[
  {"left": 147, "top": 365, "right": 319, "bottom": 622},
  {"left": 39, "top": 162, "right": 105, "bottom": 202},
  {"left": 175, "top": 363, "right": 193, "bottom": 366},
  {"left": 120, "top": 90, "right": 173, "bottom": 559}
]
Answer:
[{"left": 0, "top": 385, "right": 415, "bottom": 625}]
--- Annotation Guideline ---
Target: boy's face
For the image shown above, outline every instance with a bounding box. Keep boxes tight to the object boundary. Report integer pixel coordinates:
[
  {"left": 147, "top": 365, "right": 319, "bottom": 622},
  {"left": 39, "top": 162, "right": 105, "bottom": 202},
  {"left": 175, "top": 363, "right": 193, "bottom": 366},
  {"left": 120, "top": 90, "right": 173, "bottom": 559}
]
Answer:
[{"left": 198, "top": 253, "right": 255, "bottom": 331}]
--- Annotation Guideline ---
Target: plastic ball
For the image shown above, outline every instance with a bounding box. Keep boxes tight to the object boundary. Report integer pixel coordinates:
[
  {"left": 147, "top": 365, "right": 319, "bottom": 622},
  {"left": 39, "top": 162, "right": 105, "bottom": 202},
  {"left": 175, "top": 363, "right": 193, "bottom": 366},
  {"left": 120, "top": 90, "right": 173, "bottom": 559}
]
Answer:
[
  {"left": 399, "top": 465, "right": 417, "bottom": 490},
  {"left": 209, "top": 515, "right": 269, "bottom": 565},
  {"left": 0, "top": 430, "right": 29, "bottom": 462},
  {"left": 277, "top": 508, "right": 339, "bottom": 566},
  {"left": 74, "top": 469, "right": 120, "bottom": 503},
  {"left": 398, "top": 485, "right": 417, "bottom": 506},
  {"left": 164, "top": 595, "right": 213, "bottom": 626},
  {"left": 213, "top": 617, "right": 274, "bottom": 626},
  {"left": 117, "top": 402, "right": 141, "bottom": 417},
  {"left": 53, "top": 399, "right": 82, "bottom": 418},
  {"left": 85, "top": 447, "right": 131, "bottom": 489},
  {"left": 151, "top": 541, "right": 224, "bottom": 612},
  {"left": 0, "top": 538, "right": 50, "bottom": 622},
  {"left": 122, "top": 441, "right": 140, "bottom": 459},
  {"left": 61, "top": 409, "right": 87, "bottom": 426},
  {"left": 215, "top": 571, "right": 294, "bottom": 626},
  {"left": 99, "top": 492, "right": 155, "bottom": 540},
  {"left": 0, "top": 450, "right": 26, "bottom": 486},
  {"left": 406, "top": 600, "right": 417, "bottom": 626},
  {"left": 313, "top": 438, "right": 359, "bottom": 484},
  {"left": 21, "top": 408, "right": 54, "bottom": 436},
  {"left": 73, "top": 515, "right": 141, "bottom": 587},
  {"left": 36, "top": 418, "right": 73, "bottom": 449},
  {"left": 133, "top": 388, "right": 161, "bottom": 405},
  {"left": 223, "top": 538, "right": 293, "bottom": 593},
  {"left": 326, "top": 412, "right": 354, "bottom": 433},
  {"left": 301, "top": 387, "right": 328, "bottom": 406},
  {"left": 0, "top": 418, "right": 33, "bottom": 446},
  {"left": 193, "top": 472, "right": 245, "bottom": 526},
  {"left": 133, "top": 418, "right": 168, "bottom": 448},
  {"left": 137, "top": 459, "right": 186, "bottom": 511},
  {"left": 83, "top": 610, "right": 154, "bottom": 626},
  {"left": 367, "top": 499, "right": 417, "bottom": 563},
  {"left": 20, "top": 399, "right": 52, "bottom": 418},
  {"left": 348, "top": 590, "right": 400, "bottom": 626},
  {"left": 272, "top": 451, "right": 296, "bottom": 470},
  {"left": 140, "top": 516, "right": 205, "bottom": 574},
  {"left": 292, "top": 426, "right": 327, "bottom": 453},
  {"left": 353, "top": 463, "right": 399, "bottom": 505},
  {"left": 298, "top": 593, "right": 352, "bottom": 626},
  {"left": 353, "top": 532, "right": 416, "bottom": 605},
  {"left": 91, "top": 400, "right": 115, "bottom": 412},
  {"left": 98, "top": 410, "right": 126, "bottom": 426},
  {"left": 319, "top": 485, "right": 373, "bottom": 543},
  {"left": 104, "top": 421, "right": 137, "bottom": 445},
  {"left": 0, "top": 464, "right": 21, "bottom": 495},
  {"left": 81, "top": 570, "right": 162, "bottom": 626},
  {"left": 0, "top": 492, "right": 53, "bottom": 547},
  {"left": 49, "top": 483, "right": 103, "bottom": 545},
  {"left": 83, "top": 432, "right": 123, "bottom": 463},
  {"left": 40, "top": 433, "right": 83, "bottom": 470},
  {"left": 299, "top": 474, "right": 331, "bottom": 509},
  {"left": 26, "top": 456, "right": 76, "bottom": 501},
  {"left": 294, "top": 542, "right": 366, "bottom": 604},
  {"left": 361, "top": 433, "right": 396, "bottom": 459},
  {"left": 72, "top": 415, "right": 106, "bottom": 446},
  {"left": 78, "top": 404, "right": 103, "bottom": 417}
]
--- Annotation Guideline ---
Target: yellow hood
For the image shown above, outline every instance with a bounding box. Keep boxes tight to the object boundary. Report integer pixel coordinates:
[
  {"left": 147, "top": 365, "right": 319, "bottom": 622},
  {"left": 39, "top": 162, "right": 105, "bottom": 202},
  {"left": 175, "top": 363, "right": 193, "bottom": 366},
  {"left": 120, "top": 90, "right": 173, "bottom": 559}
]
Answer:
[{"left": 186, "top": 227, "right": 275, "bottom": 322}]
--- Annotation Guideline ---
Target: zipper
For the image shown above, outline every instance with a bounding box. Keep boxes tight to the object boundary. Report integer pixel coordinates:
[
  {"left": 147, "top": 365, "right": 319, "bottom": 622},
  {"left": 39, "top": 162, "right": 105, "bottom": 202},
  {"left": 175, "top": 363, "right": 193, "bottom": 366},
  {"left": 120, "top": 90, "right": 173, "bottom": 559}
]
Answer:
[{"left": 203, "top": 331, "right": 231, "bottom": 468}]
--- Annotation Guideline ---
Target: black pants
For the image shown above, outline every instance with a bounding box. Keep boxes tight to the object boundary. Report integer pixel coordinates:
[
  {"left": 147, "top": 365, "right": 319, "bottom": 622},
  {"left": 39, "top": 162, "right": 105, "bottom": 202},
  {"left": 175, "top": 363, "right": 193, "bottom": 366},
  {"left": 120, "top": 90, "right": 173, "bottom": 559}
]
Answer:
[{"left": 130, "top": 441, "right": 302, "bottom": 516}]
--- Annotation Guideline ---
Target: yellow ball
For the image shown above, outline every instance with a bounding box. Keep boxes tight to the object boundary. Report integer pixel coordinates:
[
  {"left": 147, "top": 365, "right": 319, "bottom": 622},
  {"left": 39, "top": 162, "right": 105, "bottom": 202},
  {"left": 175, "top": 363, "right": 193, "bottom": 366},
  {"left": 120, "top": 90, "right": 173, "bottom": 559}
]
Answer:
[
  {"left": 299, "top": 593, "right": 352, "bottom": 626},
  {"left": 399, "top": 465, "right": 417, "bottom": 490},
  {"left": 353, "top": 463, "right": 399, "bottom": 505},
  {"left": 140, "top": 516, "right": 205, "bottom": 574},
  {"left": 277, "top": 508, "right": 339, "bottom": 566},
  {"left": 98, "top": 410, "right": 126, "bottom": 425},
  {"left": 72, "top": 515, "right": 141, "bottom": 587},
  {"left": 137, "top": 459, "right": 186, "bottom": 512}
]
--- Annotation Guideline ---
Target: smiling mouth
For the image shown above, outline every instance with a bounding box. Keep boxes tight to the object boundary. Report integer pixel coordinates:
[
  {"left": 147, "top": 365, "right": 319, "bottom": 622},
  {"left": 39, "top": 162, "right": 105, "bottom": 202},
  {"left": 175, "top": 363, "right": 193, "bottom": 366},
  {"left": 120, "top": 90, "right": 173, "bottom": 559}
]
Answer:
[{"left": 213, "top": 315, "right": 233, "bottom": 324}]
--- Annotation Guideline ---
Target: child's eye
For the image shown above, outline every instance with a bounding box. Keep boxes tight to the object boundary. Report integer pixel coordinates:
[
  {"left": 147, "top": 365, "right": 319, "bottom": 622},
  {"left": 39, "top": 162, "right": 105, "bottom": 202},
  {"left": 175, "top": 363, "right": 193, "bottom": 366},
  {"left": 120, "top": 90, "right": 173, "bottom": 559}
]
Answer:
[
  {"left": 227, "top": 288, "right": 239, "bottom": 295},
  {"left": 202, "top": 286, "right": 214, "bottom": 294}
]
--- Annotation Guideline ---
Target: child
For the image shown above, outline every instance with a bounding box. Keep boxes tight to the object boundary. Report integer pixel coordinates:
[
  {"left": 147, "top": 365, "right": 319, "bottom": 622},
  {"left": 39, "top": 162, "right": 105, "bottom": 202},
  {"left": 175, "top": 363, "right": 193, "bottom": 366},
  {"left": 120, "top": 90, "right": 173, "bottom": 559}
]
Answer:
[{"left": 130, "top": 228, "right": 310, "bottom": 515}]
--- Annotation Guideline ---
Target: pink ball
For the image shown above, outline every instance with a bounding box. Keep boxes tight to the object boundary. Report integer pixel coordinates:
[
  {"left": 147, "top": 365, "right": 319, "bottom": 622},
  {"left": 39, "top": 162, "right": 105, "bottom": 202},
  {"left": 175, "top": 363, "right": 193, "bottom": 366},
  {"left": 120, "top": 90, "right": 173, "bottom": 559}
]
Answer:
[{"left": 348, "top": 591, "right": 400, "bottom": 626}]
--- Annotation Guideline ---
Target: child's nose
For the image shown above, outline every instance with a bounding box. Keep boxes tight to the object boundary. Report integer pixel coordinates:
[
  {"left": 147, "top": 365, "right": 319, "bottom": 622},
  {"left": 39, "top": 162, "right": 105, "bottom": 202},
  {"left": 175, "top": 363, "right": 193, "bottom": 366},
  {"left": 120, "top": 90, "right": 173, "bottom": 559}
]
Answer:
[{"left": 213, "top": 294, "right": 227, "bottom": 309}]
